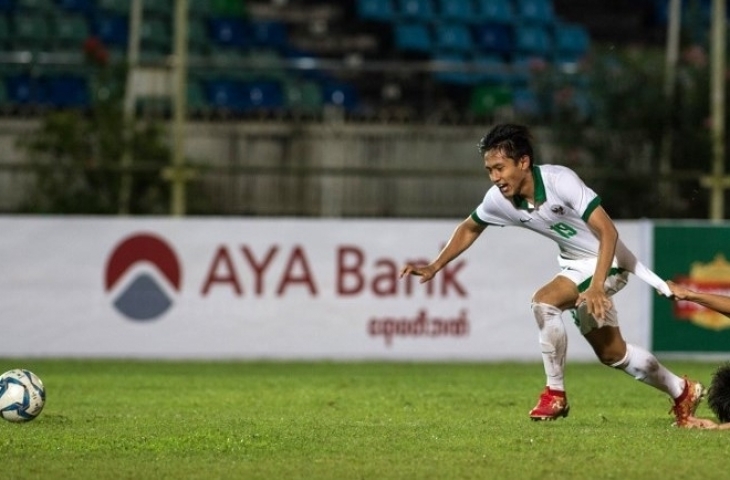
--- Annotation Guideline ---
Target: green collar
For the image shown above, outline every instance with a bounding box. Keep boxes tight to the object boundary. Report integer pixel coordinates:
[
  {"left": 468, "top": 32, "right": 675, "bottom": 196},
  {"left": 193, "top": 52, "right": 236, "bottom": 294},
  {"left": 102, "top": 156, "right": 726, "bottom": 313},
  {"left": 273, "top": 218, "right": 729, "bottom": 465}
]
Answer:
[{"left": 512, "top": 165, "right": 545, "bottom": 210}]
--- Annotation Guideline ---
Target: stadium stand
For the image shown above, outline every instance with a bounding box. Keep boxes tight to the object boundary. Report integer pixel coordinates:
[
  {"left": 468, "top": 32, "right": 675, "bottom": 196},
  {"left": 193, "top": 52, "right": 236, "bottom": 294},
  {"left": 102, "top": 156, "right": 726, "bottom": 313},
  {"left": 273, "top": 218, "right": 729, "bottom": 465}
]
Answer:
[{"left": 0, "top": 0, "right": 606, "bottom": 122}]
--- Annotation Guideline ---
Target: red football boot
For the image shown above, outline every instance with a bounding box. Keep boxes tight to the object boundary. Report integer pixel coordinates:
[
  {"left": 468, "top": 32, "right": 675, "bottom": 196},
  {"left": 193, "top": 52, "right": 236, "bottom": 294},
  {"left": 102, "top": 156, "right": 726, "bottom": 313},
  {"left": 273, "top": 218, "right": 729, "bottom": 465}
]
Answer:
[{"left": 529, "top": 387, "right": 570, "bottom": 421}]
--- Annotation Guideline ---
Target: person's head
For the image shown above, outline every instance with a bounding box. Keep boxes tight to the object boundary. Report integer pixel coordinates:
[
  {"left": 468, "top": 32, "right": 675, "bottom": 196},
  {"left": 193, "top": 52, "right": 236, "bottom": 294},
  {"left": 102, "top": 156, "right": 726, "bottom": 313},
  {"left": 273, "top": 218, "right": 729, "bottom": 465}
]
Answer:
[
  {"left": 708, "top": 363, "right": 730, "bottom": 422},
  {"left": 477, "top": 124, "right": 535, "bottom": 199}
]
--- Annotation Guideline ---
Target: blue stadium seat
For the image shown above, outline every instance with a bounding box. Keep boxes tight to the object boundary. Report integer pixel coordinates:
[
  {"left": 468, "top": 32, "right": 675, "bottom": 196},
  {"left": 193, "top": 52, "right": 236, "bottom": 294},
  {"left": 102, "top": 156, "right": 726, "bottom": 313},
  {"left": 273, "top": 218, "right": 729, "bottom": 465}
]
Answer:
[
  {"left": 393, "top": 22, "right": 432, "bottom": 54},
  {"left": 474, "top": 23, "right": 512, "bottom": 55},
  {"left": 553, "top": 23, "right": 590, "bottom": 59},
  {"left": 241, "top": 80, "right": 284, "bottom": 112},
  {"left": 93, "top": 15, "right": 128, "bottom": 48},
  {"left": 322, "top": 81, "right": 359, "bottom": 112},
  {"left": 433, "top": 23, "right": 473, "bottom": 52},
  {"left": 5, "top": 74, "right": 40, "bottom": 105},
  {"left": 396, "top": 0, "right": 434, "bottom": 22},
  {"left": 249, "top": 21, "right": 287, "bottom": 50},
  {"left": 356, "top": 0, "right": 396, "bottom": 22},
  {"left": 514, "top": 0, "right": 555, "bottom": 26},
  {"left": 44, "top": 74, "right": 90, "bottom": 109},
  {"left": 204, "top": 78, "right": 243, "bottom": 113},
  {"left": 0, "top": 0, "right": 13, "bottom": 12},
  {"left": 436, "top": 0, "right": 474, "bottom": 23},
  {"left": 208, "top": 17, "right": 248, "bottom": 48},
  {"left": 56, "top": 0, "right": 94, "bottom": 14},
  {"left": 473, "top": 0, "right": 515, "bottom": 24},
  {"left": 513, "top": 25, "right": 551, "bottom": 57}
]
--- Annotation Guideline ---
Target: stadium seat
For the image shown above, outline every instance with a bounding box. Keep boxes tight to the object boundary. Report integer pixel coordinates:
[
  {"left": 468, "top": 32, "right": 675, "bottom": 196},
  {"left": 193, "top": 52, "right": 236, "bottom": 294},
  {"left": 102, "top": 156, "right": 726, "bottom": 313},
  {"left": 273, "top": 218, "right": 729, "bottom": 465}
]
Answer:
[
  {"left": 322, "top": 81, "right": 359, "bottom": 112},
  {"left": 186, "top": 78, "right": 210, "bottom": 116},
  {"left": 53, "top": 13, "right": 90, "bottom": 48},
  {"left": 241, "top": 80, "right": 284, "bottom": 112},
  {"left": 187, "top": 17, "right": 209, "bottom": 52},
  {"left": 553, "top": 23, "right": 590, "bottom": 59},
  {"left": 5, "top": 74, "right": 40, "bottom": 106},
  {"left": 356, "top": 0, "right": 396, "bottom": 22},
  {"left": 93, "top": 15, "right": 128, "bottom": 48},
  {"left": 208, "top": 17, "right": 249, "bottom": 48},
  {"left": 96, "top": 0, "right": 130, "bottom": 15},
  {"left": 284, "top": 80, "right": 323, "bottom": 116},
  {"left": 15, "top": 0, "right": 54, "bottom": 12},
  {"left": 12, "top": 14, "right": 50, "bottom": 51},
  {"left": 513, "top": 25, "right": 551, "bottom": 57},
  {"left": 143, "top": 0, "right": 172, "bottom": 18},
  {"left": 0, "top": 0, "right": 13, "bottom": 12},
  {"left": 474, "top": 23, "right": 512, "bottom": 55},
  {"left": 396, "top": 0, "right": 434, "bottom": 22},
  {"left": 473, "top": 0, "right": 515, "bottom": 24},
  {"left": 436, "top": 0, "right": 474, "bottom": 23},
  {"left": 468, "top": 84, "right": 512, "bottom": 117},
  {"left": 514, "top": 0, "right": 555, "bottom": 26},
  {"left": 140, "top": 18, "right": 170, "bottom": 51},
  {"left": 433, "top": 23, "right": 473, "bottom": 53},
  {"left": 188, "top": 0, "right": 211, "bottom": 16},
  {"left": 393, "top": 22, "right": 431, "bottom": 55},
  {"left": 211, "top": 0, "right": 246, "bottom": 17},
  {"left": 0, "top": 14, "right": 10, "bottom": 49},
  {"left": 44, "top": 74, "right": 90, "bottom": 109},
  {"left": 249, "top": 21, "right": 287, "bottom": 50},
  {"left": 204, "top": 78, "right": 243, "bottom": 113},
  {"left": 55, "top": 0, "right": 94, "bottom": 14}
]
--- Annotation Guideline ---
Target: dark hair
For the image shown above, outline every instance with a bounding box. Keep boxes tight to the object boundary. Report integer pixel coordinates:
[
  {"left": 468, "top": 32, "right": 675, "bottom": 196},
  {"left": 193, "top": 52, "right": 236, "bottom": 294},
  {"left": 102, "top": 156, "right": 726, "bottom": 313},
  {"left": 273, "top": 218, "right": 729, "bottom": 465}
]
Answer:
[
  {"left": 709, "top": 363, "right": 730, "bottom": 422},
  {"left": 477, "top": 124, "right": 534, "bottom": 167}
]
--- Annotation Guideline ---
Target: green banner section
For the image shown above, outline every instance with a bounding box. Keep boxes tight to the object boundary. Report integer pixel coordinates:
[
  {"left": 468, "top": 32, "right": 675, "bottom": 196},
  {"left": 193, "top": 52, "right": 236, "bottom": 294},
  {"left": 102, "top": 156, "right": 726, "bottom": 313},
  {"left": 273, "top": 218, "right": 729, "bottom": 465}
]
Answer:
[{"left": 653, "top": 223, "right": 730, "bottom": 353}]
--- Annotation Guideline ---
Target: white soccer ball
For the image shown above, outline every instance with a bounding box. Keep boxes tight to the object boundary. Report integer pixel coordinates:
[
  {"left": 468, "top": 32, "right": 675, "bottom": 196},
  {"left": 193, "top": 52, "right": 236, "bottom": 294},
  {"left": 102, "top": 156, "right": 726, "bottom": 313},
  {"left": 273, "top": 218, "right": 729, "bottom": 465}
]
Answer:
[{"left": 0, "top": 369, "right": 46, "bottom": 423}]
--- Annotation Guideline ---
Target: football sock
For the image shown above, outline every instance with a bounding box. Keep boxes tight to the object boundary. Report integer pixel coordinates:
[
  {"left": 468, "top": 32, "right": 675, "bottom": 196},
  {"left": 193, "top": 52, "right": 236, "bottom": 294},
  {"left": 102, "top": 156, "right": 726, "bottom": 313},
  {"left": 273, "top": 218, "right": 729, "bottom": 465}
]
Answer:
[
  {"left": 532, "top": 302, "right": 567, "bottom": 392},
  {"left": 610, "top": 343, "right": 685, "bottom": 398}
]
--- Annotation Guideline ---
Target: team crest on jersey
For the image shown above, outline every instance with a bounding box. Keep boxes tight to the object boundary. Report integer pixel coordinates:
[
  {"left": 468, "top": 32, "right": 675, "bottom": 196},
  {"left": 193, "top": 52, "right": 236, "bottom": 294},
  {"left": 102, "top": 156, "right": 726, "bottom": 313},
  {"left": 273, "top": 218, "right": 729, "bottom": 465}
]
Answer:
[{"left": 550, "top": 205, "right": 565, "bottom": 215}]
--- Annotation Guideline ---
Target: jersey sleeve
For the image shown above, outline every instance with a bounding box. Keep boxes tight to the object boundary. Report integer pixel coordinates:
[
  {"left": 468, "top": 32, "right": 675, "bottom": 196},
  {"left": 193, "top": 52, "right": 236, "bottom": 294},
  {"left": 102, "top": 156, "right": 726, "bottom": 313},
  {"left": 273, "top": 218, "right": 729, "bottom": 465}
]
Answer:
[
  {"left": 555, "top": 168, "right": 601, "bottom": 222},
  {"left": 470, "top": 187, "right": 507, "bottom": 226}
]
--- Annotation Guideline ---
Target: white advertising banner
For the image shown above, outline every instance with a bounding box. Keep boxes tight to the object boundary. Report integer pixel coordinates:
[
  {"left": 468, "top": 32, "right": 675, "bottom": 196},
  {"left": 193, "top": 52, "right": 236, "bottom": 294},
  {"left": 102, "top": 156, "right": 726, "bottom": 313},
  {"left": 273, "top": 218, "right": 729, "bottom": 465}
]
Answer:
[{"left": 0, "top": 217, "right": 653, "bottom": 360}]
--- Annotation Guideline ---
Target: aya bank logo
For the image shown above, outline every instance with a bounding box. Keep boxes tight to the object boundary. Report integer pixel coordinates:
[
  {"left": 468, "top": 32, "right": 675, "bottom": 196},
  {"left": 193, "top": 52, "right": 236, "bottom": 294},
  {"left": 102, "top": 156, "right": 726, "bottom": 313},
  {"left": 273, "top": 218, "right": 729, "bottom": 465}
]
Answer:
[{"left": 104, "top": 233, "right": 182, "bottom": 321}]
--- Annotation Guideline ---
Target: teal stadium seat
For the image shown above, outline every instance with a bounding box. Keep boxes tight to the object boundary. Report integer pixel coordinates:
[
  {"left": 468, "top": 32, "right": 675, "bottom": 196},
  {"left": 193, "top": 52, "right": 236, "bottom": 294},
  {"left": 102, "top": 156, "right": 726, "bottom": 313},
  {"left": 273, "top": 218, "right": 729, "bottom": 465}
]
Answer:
[
  {"left": 12, "top": 14, "right": 51, "bottom": 51},
  {"left": 97, "top": 0, "right": 130, "bottom": 14},
  {"left": 53, "top": 13, "right": 90, "bottom": 49}
]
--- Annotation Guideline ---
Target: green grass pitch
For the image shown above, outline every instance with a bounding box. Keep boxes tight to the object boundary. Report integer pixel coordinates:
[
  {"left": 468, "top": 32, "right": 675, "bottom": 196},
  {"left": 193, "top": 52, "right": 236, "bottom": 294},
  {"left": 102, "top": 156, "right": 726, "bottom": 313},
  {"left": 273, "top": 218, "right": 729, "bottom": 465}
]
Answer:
[{"left": 1, "top": 359, "right": 729, "bottom": 480}]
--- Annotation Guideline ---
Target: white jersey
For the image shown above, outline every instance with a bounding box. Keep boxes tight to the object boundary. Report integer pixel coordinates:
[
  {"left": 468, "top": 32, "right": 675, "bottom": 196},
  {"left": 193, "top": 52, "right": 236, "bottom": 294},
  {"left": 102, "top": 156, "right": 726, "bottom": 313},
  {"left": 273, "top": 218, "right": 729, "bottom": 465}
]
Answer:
[{"left": 470, "top": 164, "right": 671, "bottom": 296}]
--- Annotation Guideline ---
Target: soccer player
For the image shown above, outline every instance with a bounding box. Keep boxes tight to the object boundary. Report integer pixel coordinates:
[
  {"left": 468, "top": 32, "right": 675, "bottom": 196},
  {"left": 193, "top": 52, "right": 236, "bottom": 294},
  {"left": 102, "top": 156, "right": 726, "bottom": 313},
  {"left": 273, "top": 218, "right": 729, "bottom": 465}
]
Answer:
[
  {"left": 667, "top": 282, "right": 730, "bottom": 429},
  {"left": 400, "top": 123, "right": 703, "bottom": 427}
]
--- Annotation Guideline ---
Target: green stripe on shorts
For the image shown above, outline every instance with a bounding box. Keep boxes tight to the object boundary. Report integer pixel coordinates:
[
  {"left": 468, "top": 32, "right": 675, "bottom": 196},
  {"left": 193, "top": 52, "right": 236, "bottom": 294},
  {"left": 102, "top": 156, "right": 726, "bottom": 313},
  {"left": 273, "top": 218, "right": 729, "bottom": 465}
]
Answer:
[{"left": 576, "top": 267, "right": 627, "bottom": 293}]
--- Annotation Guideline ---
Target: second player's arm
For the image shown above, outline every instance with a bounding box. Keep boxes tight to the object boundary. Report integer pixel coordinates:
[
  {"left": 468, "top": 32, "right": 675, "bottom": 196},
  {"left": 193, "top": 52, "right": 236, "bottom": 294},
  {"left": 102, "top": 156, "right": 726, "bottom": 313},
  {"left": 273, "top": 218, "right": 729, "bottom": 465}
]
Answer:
[
  {"left": 400, "top": 216, "right": 486, "bottom": 283},
  {"left": 667, "top": 280, "right": 730, "bottom": 317}
]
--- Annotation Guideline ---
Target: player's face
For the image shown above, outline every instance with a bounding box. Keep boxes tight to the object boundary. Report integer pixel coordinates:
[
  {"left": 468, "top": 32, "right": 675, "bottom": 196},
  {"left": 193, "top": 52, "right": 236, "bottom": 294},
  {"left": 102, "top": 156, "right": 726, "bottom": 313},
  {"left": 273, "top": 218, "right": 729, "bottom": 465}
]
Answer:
[{"left": 483, "top": 149, "right": 531, "bottom": 199}]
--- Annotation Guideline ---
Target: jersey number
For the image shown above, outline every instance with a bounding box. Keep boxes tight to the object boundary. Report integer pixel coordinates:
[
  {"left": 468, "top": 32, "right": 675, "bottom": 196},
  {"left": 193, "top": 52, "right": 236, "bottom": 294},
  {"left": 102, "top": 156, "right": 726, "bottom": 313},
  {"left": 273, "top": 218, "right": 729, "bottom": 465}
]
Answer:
[{"left": 550, "top": 222, "right": 577, "bottom": 239}]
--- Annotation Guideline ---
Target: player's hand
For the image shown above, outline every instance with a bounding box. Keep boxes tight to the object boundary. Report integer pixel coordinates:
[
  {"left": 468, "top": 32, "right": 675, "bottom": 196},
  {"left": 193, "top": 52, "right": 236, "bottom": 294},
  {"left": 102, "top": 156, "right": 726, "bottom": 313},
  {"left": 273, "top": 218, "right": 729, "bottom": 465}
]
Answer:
[
  {"left": 681, "top": 416, "right": 719, "bottom": 429},
  {"left": 576, "top": 286, "right": 612, "bottom": 322},
  {"left": 400, "top": 263, "right": 438, "bottom": 283},
  {"left": 666, "top": 280, "right": 690, "bottom": 300}
]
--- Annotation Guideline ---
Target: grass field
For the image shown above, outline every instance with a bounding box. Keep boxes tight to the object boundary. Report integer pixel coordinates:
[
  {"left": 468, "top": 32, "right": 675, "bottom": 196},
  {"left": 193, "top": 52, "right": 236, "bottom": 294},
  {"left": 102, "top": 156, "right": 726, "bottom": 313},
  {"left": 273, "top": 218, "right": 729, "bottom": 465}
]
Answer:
[{"left": 1, "top": 359, "right": 729, "bottom": 480}]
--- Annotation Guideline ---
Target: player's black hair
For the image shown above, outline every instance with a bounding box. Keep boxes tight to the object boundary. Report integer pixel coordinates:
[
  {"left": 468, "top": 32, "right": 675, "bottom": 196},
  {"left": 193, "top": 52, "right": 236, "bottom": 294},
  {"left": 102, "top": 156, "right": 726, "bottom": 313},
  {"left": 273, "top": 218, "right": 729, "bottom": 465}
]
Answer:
[
  {"left": 477, "top": 124, "right": 534, "bottom": 167},
  {"left": 708, "top": 363, "right": 730, "bottom": 422}
]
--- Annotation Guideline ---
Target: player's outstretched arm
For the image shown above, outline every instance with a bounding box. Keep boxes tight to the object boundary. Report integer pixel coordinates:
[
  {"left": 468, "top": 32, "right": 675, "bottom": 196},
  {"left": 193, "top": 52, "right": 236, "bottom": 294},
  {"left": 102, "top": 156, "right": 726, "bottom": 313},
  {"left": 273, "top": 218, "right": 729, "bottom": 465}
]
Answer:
[
  {"left": 667, "top": 280, "right": 730, "bottom": 317},
  {"left": 400, "top": 216, "right": 486, "bottom": 283}
]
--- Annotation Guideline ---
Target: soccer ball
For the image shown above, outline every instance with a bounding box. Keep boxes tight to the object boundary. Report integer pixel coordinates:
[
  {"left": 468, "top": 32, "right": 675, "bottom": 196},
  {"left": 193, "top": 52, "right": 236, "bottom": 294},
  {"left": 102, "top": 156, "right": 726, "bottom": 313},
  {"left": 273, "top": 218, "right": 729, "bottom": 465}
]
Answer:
[{"left": 0, "top": 369, "right": 46, "bottom": 423}]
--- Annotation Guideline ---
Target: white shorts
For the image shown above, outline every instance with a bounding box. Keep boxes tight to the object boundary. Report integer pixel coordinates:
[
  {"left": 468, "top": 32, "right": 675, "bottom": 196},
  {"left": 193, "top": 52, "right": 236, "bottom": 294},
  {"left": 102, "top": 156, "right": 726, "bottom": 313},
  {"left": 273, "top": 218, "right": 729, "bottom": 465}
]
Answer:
[{"left": 557, "top": 256, "right": 630, "bottom": 335}]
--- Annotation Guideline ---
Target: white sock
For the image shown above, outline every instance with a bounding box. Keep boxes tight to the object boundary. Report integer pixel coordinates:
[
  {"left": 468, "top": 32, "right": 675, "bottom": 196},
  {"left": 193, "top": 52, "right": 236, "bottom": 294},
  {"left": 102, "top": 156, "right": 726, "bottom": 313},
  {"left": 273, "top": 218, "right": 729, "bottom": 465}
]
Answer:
[
  {"left": 532, "top": 302, "right": 567, "bottom": 392},
  {"left": 610, "top": 343, "right": 685, "bottom": 398}
]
